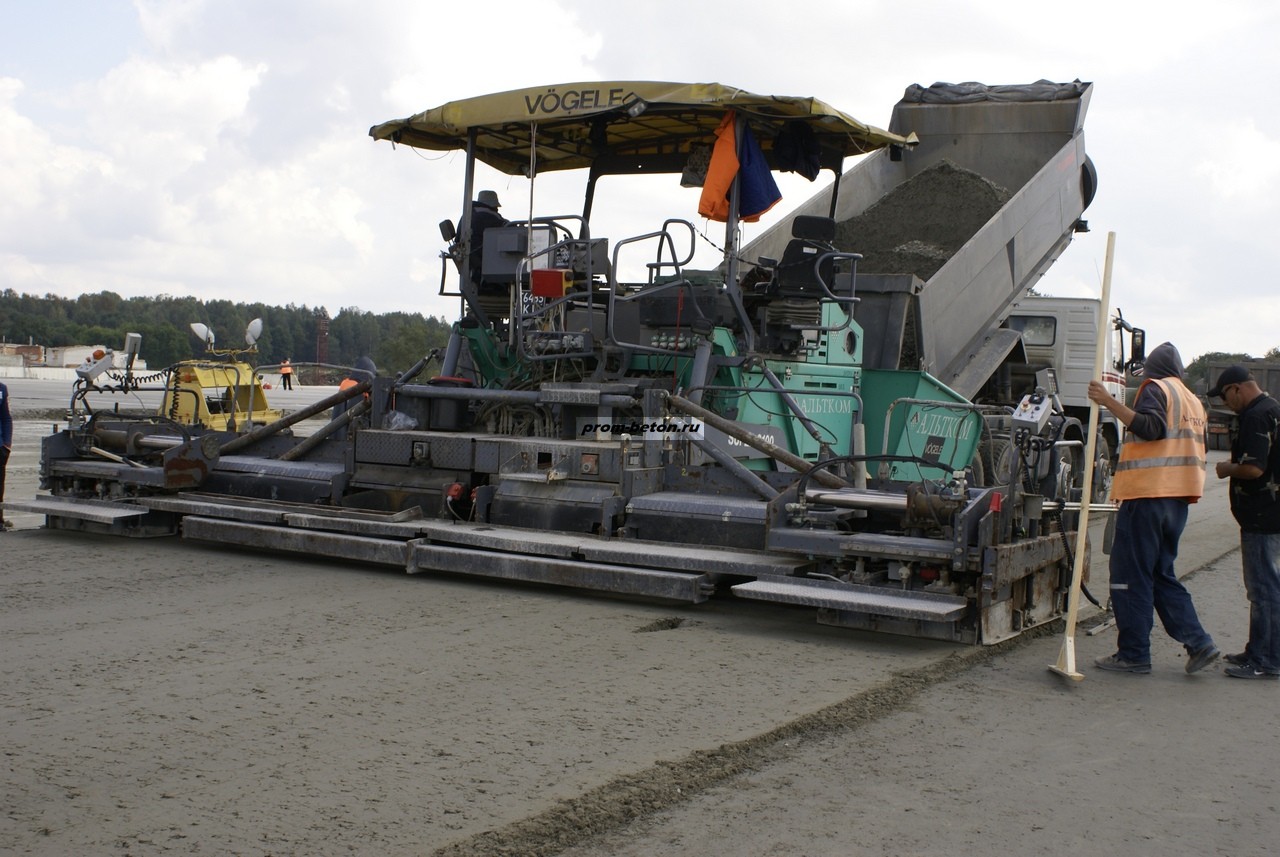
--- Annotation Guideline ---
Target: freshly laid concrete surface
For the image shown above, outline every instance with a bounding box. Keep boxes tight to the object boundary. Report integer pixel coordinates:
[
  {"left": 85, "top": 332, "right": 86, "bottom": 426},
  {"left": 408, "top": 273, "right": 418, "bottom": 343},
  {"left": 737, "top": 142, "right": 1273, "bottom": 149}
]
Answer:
[
  {"left": 557, "top": 552, "right": 1273, "bottom": 857},
  {"left": 1, "top": 400, "right": 1267, "bottom": 857}
]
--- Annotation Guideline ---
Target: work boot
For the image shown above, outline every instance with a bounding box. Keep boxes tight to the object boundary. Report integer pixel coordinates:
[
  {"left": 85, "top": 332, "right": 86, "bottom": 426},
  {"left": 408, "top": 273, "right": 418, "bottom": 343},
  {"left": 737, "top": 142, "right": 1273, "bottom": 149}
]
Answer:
[
  {"left": 1224, "top": 662, "right": 1280, "bottom": 680},
  {"left": 1185, "top": 645, "right": 1221, "bottom": 674},
  {"left": 1094, "top": 653, "right": 1152, "bottom": 674}
]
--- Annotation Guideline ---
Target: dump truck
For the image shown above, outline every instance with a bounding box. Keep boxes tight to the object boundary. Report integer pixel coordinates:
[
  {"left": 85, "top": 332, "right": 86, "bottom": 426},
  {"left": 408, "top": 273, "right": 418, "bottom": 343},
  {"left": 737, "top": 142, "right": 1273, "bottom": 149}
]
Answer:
[
  {"left": 1203, "top": 360, "right": 1280, "bottom": 450},
  {"left": 742, "top": 81, "right": 1145, "bottom": 505},
  {"left": 9, "top": 80, "right": 1133, "bottom": 644}
]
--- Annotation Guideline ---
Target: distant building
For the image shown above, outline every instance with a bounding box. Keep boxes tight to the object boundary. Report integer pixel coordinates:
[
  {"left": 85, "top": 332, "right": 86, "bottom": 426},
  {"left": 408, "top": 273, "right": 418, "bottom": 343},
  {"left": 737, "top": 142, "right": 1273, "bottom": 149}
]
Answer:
[
  {"left": 46, "top": 345, "right": 147, "bottom": 370},
  {"left": 47, "top": 345, "right": 108, "bottom": 368},
  {"left": 0, "top": 343, "right": 46, "bottom": 367}
]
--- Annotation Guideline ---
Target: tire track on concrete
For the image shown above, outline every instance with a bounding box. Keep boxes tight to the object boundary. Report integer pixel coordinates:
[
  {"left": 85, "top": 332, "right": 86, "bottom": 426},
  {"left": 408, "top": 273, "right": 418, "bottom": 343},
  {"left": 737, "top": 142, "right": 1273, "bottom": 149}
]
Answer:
[
  {"left": 429, "top": 621, "right": 1061, "bottom": 857},
  {"left": 430, "top": 550, "right": 1240, "bottom": 857}
]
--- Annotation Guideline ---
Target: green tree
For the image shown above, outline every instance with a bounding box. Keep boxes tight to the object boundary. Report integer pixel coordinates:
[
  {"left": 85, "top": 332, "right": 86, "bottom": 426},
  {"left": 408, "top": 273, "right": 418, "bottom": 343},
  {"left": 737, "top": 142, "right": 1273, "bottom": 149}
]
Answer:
[
  {"left": 0, "top": 290, "right": 450, "bottom": 375},
  {"left": 136, "top": 323, "right": 192, "bottom": 367},
  {"left": 1185, "top": 351, "right": 1253, "bottom": 387},
  {"left": 328, "top": 307, "right": 381, "bottom": 368},
  {"left": 376, "top": 313, "right": 452, "bottom": 372}
]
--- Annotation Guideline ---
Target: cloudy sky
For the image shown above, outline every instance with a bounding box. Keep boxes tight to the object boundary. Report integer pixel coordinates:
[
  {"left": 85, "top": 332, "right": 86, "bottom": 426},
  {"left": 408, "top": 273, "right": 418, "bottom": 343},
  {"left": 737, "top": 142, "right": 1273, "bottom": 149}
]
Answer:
[{"left": 3, "top": 0, "right": 1278, "bottom": 362}]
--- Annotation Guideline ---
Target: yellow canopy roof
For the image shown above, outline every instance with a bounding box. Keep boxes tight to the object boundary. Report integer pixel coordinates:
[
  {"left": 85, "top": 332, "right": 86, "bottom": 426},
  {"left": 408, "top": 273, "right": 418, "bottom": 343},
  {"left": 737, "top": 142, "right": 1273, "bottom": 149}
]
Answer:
[{"left": 369, "top": 81, "right": 916, "bottom": 175}]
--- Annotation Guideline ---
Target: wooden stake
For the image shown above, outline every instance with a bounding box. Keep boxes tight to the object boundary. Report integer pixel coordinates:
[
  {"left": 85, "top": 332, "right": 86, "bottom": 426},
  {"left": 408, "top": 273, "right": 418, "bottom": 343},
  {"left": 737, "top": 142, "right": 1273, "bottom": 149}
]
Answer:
[{"left": 1049, "top": 231, "right": 1117, "bottom": 681}]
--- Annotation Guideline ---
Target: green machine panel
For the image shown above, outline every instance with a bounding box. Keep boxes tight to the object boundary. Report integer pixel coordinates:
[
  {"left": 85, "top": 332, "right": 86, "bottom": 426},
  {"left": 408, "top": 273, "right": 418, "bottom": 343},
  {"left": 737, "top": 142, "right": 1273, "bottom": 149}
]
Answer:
[{"left": 860, "top": 368, "right": 981, "bottom": 483}]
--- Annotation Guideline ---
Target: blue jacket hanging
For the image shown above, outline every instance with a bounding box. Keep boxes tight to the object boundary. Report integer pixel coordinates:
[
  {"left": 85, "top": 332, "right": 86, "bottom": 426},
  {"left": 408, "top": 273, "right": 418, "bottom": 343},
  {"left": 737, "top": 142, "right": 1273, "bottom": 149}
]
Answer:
[{"left": 698, "top": 111, "right": 781, "bottom": 223}]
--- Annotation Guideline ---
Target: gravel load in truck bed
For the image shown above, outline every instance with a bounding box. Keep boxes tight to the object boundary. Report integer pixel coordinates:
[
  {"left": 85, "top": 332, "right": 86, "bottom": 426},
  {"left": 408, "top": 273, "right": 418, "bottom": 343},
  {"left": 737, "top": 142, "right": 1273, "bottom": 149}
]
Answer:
[{"left": 834, "top": 159, "right": 1012, "bottom": 280}]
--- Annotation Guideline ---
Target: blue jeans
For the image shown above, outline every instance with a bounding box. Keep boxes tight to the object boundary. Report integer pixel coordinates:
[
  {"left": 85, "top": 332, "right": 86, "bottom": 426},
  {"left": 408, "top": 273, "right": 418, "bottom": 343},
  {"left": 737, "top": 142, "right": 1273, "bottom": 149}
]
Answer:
[
  {"left": 1109, "top": 498, "right": 1215, "bottom": 663},
  {"left": 1240, "top": 531, "right": 1280, "bottom": 673}
]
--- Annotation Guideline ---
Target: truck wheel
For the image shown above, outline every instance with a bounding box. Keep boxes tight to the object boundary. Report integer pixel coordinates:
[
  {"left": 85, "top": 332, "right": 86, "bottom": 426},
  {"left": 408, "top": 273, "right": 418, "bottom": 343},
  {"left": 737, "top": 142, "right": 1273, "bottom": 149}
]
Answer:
[
  {"left": 968, "top": 447, "right": 988, "bottom": 488},
  {"left": 1055, "top": 443, "right": 1077, "bottom": 504},
  {"left": 984, "top": 439, "right": 1015, "bottom": 488},
  {"left": 1091, "top": 434, "right": 1113, "bottom": 504}
]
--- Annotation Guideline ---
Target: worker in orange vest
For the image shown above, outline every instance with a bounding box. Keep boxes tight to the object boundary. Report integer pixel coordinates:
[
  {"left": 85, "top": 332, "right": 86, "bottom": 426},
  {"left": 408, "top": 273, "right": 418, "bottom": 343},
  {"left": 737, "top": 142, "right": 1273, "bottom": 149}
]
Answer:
[
  {"left": 1087, "top": 341, "right": 1219, "bottom": 675},
  {"left": 280, "top": 358, "right": 293, "bottom": 390},
  {"left": 331, "top": 356, "right": 376, "bottom": 436}
]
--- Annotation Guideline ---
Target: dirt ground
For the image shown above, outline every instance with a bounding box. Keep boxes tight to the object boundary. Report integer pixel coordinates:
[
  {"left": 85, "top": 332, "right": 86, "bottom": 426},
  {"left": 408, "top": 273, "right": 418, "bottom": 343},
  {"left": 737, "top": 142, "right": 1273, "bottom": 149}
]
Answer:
[{"left": 2, "top": 417, "right": 1275, "bottom": 857}]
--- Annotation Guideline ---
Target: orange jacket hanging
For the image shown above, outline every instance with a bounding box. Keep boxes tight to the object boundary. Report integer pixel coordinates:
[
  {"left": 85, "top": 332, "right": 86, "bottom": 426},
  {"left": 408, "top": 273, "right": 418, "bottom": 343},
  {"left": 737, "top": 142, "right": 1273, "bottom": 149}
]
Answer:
[{"left": 698, "top": 111, "right": 781, "bottom": 223}]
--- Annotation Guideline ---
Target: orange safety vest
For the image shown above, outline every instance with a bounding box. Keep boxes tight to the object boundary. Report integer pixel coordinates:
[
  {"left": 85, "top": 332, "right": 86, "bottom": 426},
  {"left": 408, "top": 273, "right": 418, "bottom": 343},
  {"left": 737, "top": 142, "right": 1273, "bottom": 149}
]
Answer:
[
  {"left": 280, "top": 361, "right": 292, "bottom": 375},
  {"left": 339, "top": 377, "right": 369, "bottom": 401},
  {"left": 1111, "top": 377, "right": 1207, "bottom": 502}
]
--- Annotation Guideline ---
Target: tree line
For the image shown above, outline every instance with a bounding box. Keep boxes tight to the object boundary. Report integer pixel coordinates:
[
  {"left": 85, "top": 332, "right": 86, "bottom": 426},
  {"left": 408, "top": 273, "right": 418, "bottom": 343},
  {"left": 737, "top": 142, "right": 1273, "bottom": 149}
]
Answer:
[
  {"left": 1185, "top": 349, "right": 1280, "bottom": 389},
  {"left": 4, "top": 288, "right": 1278, "bottom": 387},
  {"left": 0, "top": 289, "right": 454, "bottom": 377}
]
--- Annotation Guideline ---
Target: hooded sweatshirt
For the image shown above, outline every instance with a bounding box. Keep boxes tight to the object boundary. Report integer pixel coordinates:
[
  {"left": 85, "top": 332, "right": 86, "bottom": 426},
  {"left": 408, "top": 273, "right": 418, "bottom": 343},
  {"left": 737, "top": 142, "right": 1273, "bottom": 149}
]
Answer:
[
  {"left": 1127, "top": 341, "right": 1184, "bottom": 442},
  {"left": 1112, "top": 341, "right": 1207, "bottom": 501}
]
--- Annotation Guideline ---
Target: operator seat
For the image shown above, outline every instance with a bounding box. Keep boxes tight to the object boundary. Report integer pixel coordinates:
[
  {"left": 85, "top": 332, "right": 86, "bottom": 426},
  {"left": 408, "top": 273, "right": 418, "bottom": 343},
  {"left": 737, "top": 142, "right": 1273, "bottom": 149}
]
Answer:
[{"left": 776, "top": 215, "right": 838, "bottom": 297}]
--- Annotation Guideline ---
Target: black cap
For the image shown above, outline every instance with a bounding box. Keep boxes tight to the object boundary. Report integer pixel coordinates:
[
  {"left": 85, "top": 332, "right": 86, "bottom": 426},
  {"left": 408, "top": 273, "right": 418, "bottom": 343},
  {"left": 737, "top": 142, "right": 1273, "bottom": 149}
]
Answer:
[{"left": 1207, "top": 365, "right": 1252, "bottom": 398}]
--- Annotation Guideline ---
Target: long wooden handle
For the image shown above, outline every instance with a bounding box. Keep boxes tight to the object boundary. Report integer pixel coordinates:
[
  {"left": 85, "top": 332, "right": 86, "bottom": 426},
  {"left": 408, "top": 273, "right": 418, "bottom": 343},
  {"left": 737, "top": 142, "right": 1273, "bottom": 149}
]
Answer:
[{"left": 1050, "top": 231, "right": 1116, "bottom": 680}]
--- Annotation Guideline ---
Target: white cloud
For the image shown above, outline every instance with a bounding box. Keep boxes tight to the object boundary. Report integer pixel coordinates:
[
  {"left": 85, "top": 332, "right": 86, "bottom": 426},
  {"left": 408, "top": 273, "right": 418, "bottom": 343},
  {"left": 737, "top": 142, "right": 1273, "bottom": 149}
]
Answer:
[
  {"left": 0, "top": 77, "right": 118, "bottom": 252},
  {"left": 1193, "top": 119, "right": 1280, "bottom": 216},
  {"left": 80, "top": 55, "right": 266, "bottom": 171},
  {"left": 133, "top": 0, "right": 209, "bottom": 56}
]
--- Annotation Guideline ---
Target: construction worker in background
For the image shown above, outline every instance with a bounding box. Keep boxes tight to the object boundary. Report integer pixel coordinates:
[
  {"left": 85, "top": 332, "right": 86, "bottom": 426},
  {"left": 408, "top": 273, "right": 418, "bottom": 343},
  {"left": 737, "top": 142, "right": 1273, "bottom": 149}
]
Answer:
[
  {"left": 330, "top": 356, "right": 377, "bottom": 438},
  {"left": 337, "top": 356, "right": 375, "bottom": 398},
  {"left": 1, "top": 380, "right": 12, "bottom": 531},
  {"left": 280, "top": 358, "right": 294, "bottom": 390},
  {"left": 1209, "top": 365, "right": 1280, "bottom": 680}
]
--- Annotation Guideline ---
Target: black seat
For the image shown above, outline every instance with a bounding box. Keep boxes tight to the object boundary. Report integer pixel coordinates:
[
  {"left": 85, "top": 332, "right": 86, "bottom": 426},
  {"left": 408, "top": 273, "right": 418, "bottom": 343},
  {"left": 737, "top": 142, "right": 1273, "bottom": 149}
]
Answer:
[{"left": 776, "top": 215, "right": 837, "bottom": 296}]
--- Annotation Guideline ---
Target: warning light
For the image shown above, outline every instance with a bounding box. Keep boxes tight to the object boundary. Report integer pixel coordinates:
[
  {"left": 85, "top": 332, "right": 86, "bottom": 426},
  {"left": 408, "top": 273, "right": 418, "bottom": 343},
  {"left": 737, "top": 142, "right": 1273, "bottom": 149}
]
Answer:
[{"left": 531, "top": 268, "right": 573, "bottom": 298}]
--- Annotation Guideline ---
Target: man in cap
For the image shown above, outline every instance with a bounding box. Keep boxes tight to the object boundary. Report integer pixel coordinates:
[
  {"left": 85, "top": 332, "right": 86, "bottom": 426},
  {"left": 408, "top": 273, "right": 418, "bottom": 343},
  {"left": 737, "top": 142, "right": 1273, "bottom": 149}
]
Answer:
[
  {"left": 464, "top": 190, "right": 508, "bottom": 285},
  {"left": 1086, "top": 341, "right": 1220, "bottom": 674},
  {"left": 0, "top": 379, "right": 11, "bottom": 530},
  {"left": 1210, "top": 365, "right": 1280, "bottom": 680}
]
